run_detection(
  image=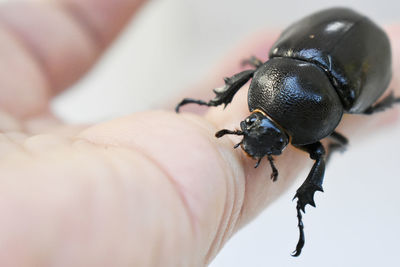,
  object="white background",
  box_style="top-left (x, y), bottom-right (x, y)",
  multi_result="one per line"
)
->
top-left (4, 0), bottom-right (400, 266)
